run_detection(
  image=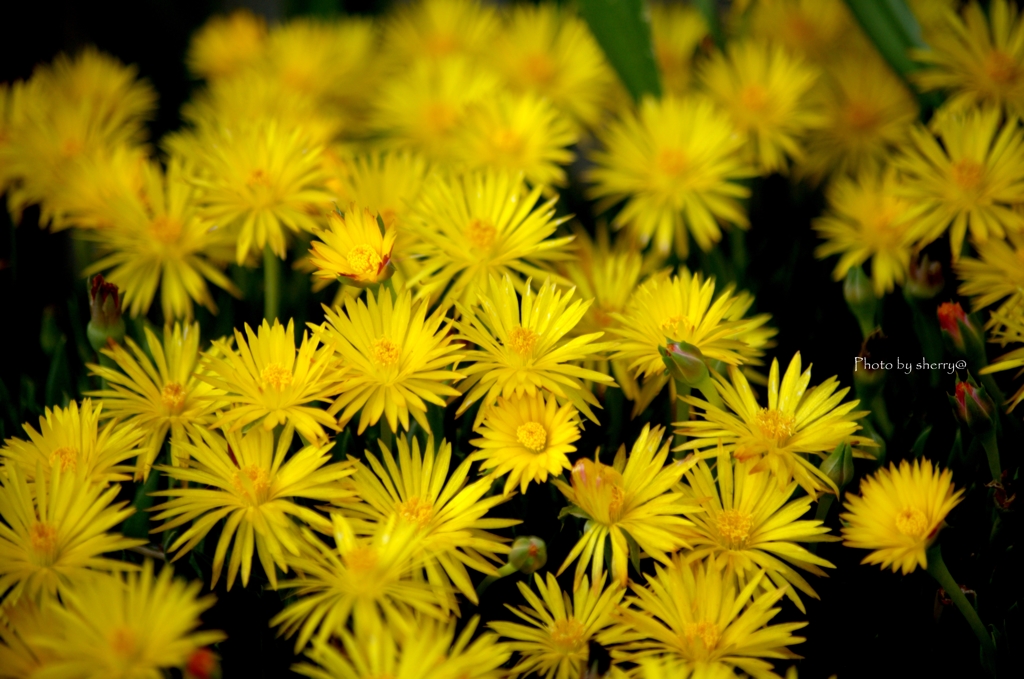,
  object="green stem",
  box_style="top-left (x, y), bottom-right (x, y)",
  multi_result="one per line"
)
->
top-left (380, 421), bottom-right (393, 452)
top-left (673, 381), bottom-right (691, 455)
top-left (263, 245), bottom-right (281, 323)
top-left (980, 432), bottom-right (1002, 484)
top-left (926, 544), bottom-right (997, 675)
top-left (870, 393), bottom-right (894, 439)
top-left (475, 563), bottom-right (518, 599)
